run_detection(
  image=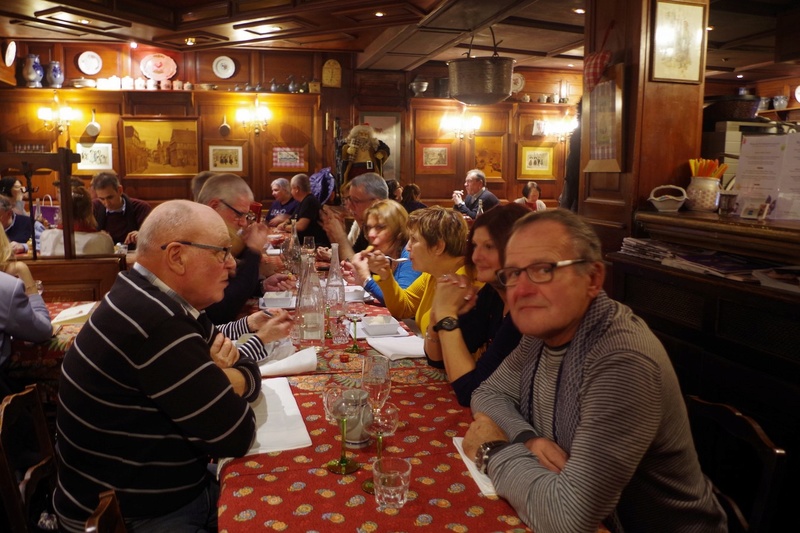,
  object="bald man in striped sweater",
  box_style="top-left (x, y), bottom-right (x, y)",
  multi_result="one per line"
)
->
top-left (463, 209), bottom-right (726, 533)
